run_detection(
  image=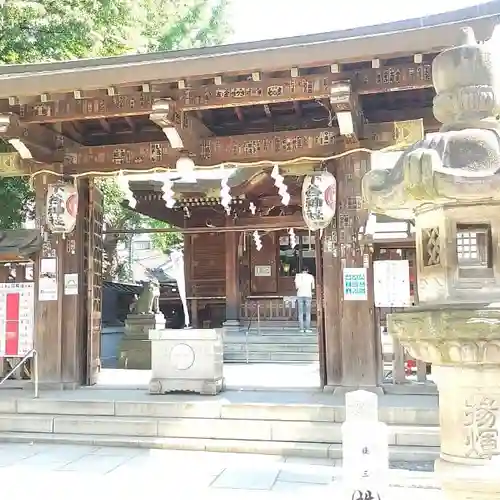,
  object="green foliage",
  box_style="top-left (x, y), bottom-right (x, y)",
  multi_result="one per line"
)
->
top-left (0, 176), bottom-right (34, 229)
top-left (97, 177), bottom-right (142, 233)
top-left (97, 177), bottom-right (183, 280)
top-left (148, 218), bottom-right (183, 255)
top-left (0, 0), bottom-right (231, 244)
top-left (0, 0), bottom-right (232, 62)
